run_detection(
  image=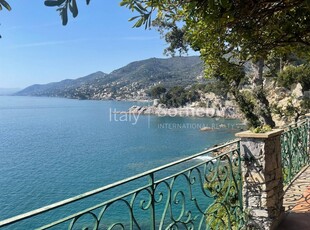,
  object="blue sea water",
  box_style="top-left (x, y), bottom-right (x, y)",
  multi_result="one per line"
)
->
top-left (0, 96), bottom-right (242, 228)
